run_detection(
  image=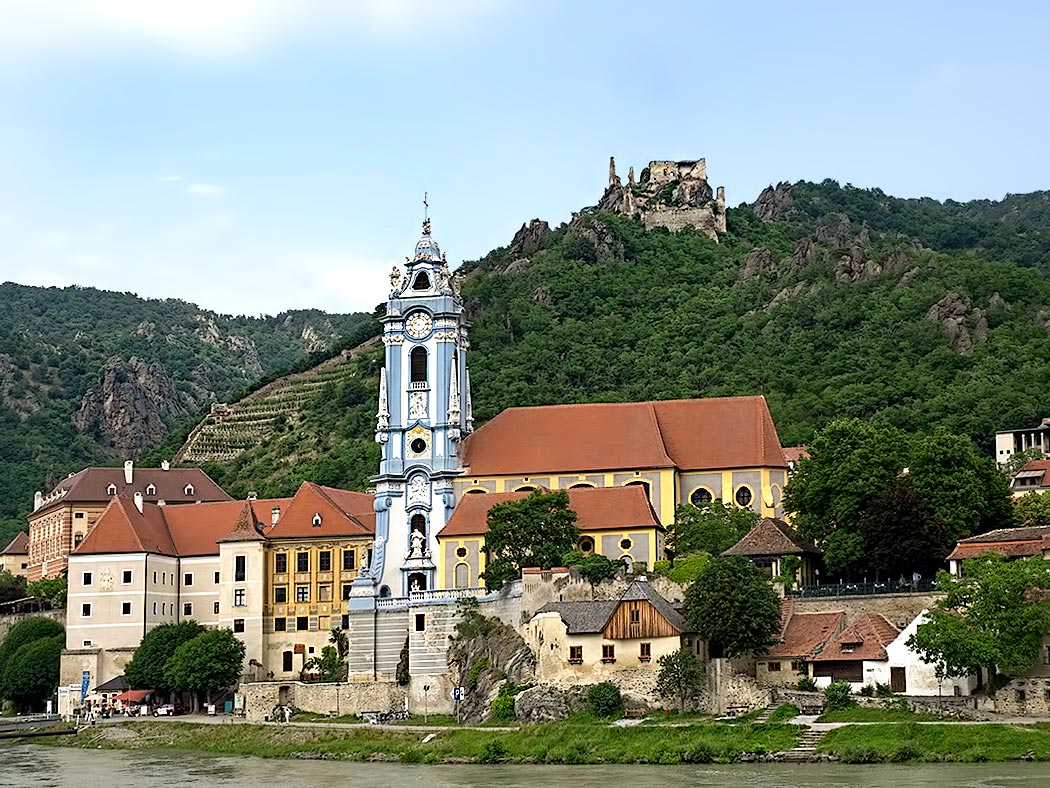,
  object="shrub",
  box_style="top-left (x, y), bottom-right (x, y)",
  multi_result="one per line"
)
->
top-left (477, 739), bottom-right (509, 763)
top-left (489, 682), bottom-right (522, 724)
top-left (823, 680), bottom-right (855, 710)
top-left (796, 676), bottom-right (817, 692)
top-left (874, 681), bottom-right (893, 697)
top-left (858, 684), bottom-right (875, 697)
top-left (586, 681), bottom-right (623, 718)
